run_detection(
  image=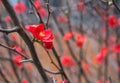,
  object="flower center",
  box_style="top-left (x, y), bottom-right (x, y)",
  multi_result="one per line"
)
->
top-left (40, 32), bottom-right (45, 37)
